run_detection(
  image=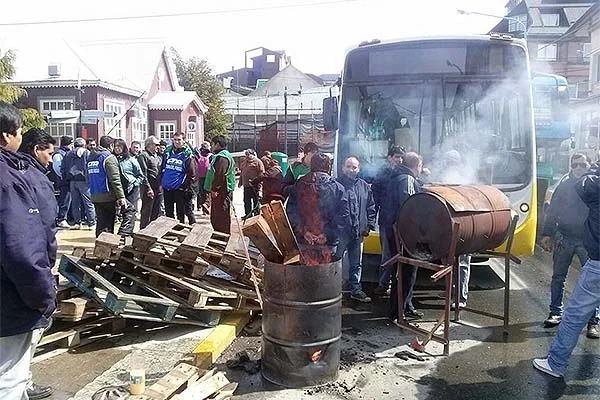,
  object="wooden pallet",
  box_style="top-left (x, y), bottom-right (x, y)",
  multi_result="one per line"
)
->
top-left (37, 316), bottom-right (127, 351)
top-left (59, 255), bottom-right (180, 322)
top-left (121, 246), bottom-right (210, 278)
top-left (116, 257), bottom-right (246, 311)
